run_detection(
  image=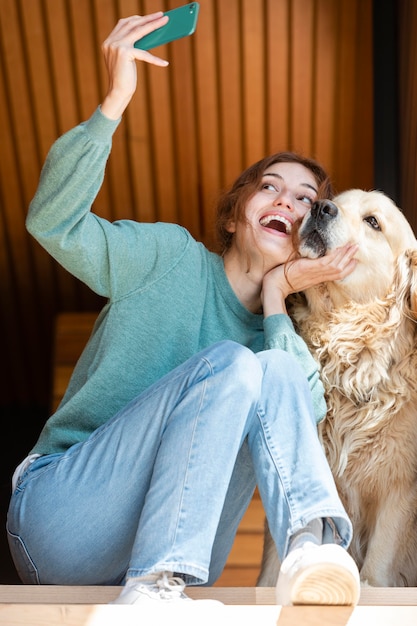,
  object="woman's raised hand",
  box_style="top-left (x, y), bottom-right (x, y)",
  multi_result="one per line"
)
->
top-left (101, 14), bottom-right (169, 120)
